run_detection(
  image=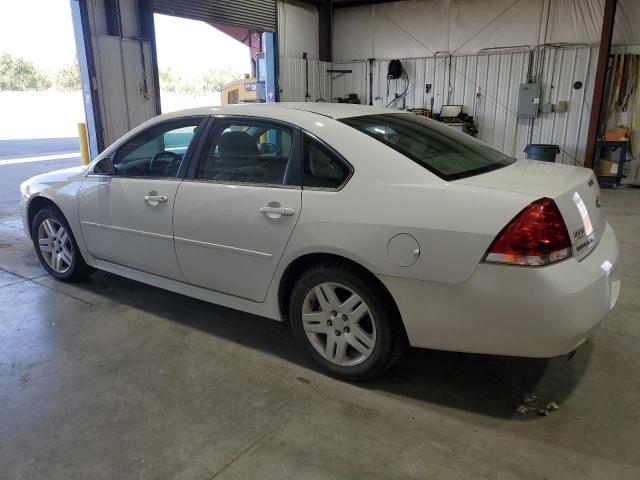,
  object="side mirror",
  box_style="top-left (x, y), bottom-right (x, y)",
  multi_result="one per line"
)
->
top-left (93, 157), bottom-right (115, 175)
